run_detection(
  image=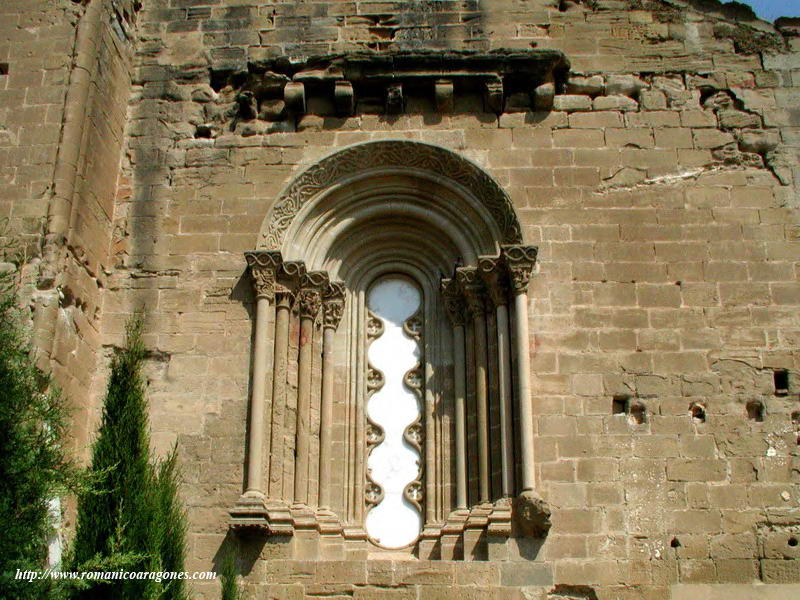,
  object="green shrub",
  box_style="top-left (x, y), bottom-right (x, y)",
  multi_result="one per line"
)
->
top-left (0, 269), bottom-right (80, 599)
